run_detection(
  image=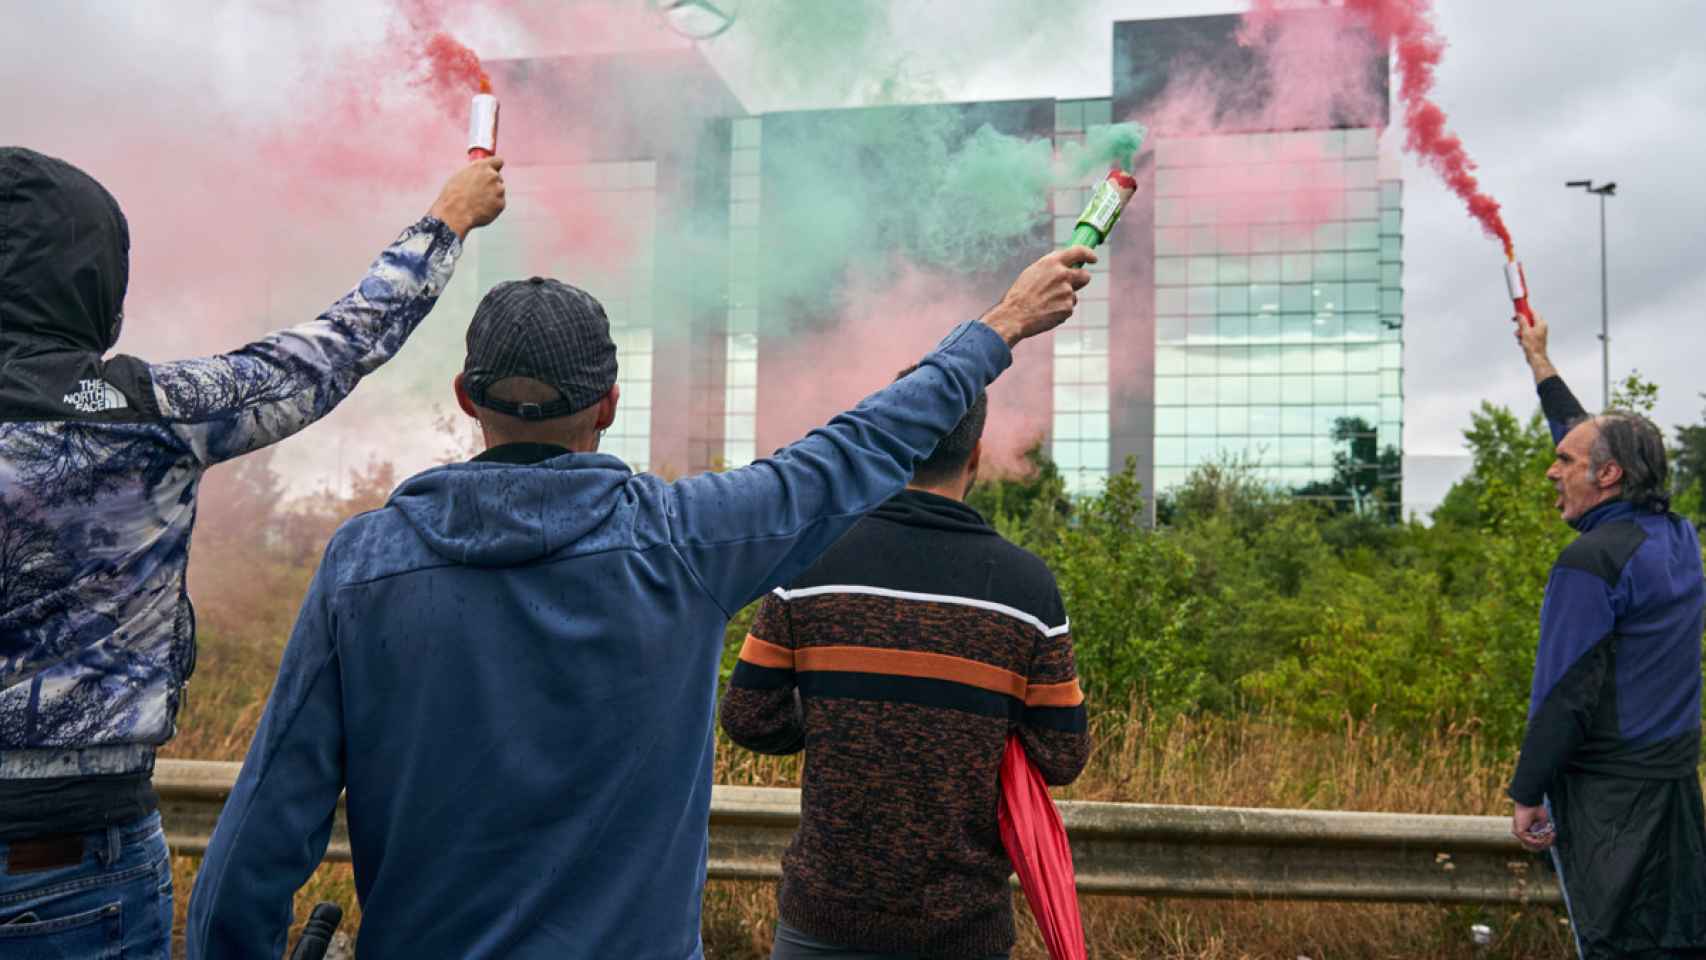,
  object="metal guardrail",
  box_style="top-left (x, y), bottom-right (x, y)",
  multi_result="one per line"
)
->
top-left (156, 759), bottom-right (1560, 906)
